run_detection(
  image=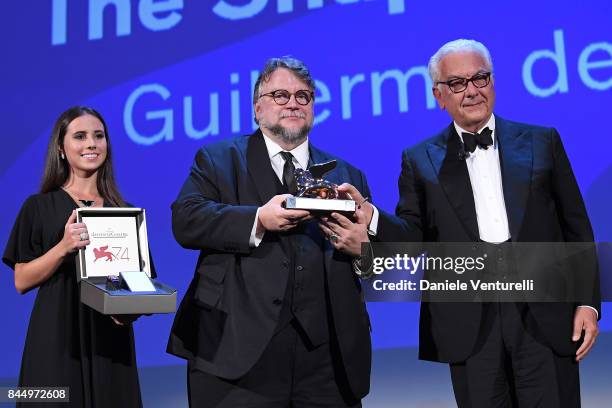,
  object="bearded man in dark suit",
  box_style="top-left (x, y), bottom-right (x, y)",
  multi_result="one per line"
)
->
top-left (341, 39), bottom-right (600, 407)
top-left (167, 56), bottom-right (372, 407)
